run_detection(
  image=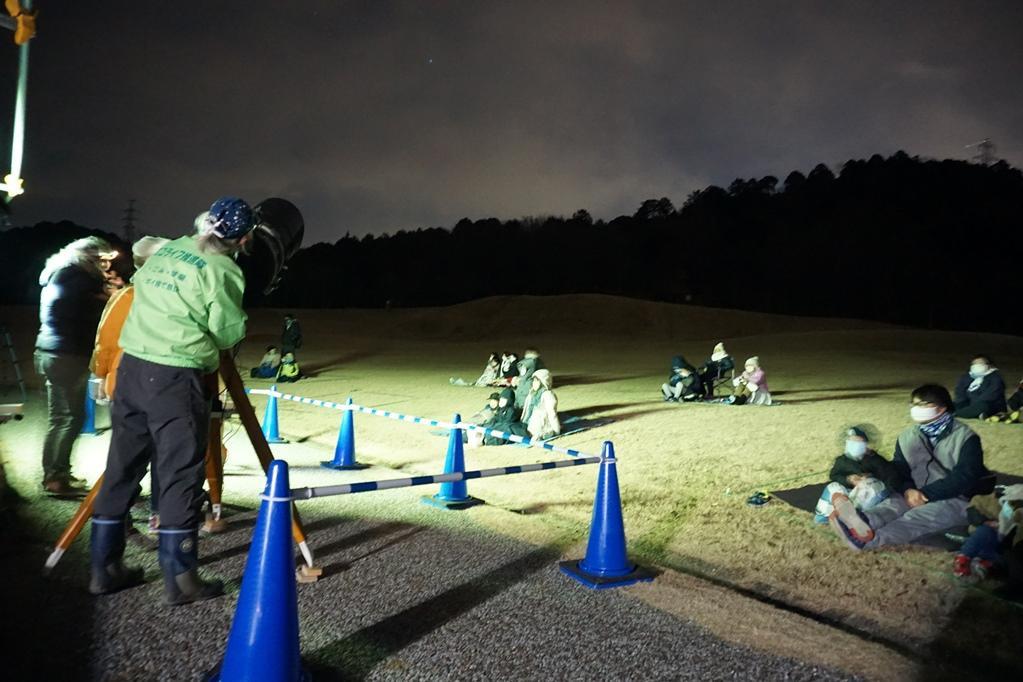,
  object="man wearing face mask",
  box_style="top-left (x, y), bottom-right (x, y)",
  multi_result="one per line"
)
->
top-left (831, 384), bottom-right (992, 550)
top-left (953, 355), bottom-right (1006, 419)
